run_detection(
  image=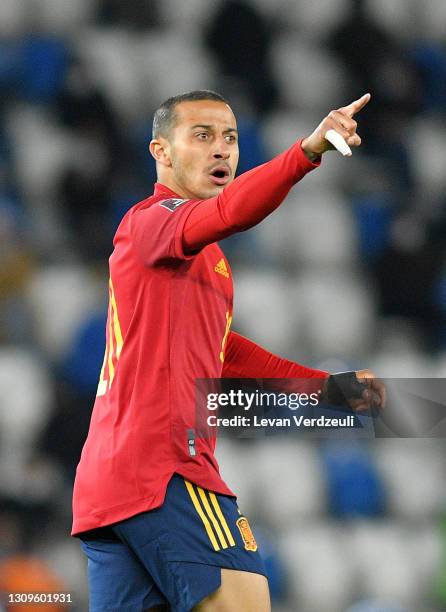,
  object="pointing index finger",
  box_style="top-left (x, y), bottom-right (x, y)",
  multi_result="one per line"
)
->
top-left (340, 92), bottom-right (371, 118)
